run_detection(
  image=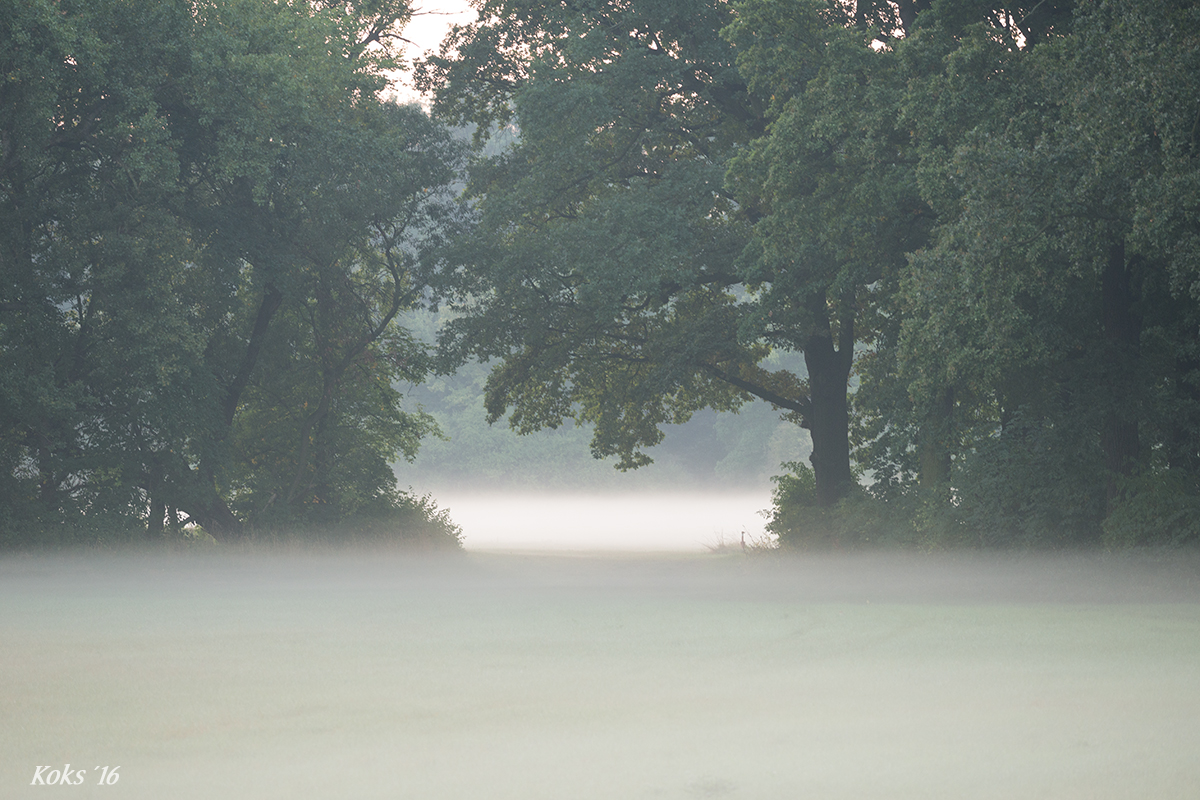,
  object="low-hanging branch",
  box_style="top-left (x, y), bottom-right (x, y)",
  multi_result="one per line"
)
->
top-left (700, 360), bottom-right (812, 419)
